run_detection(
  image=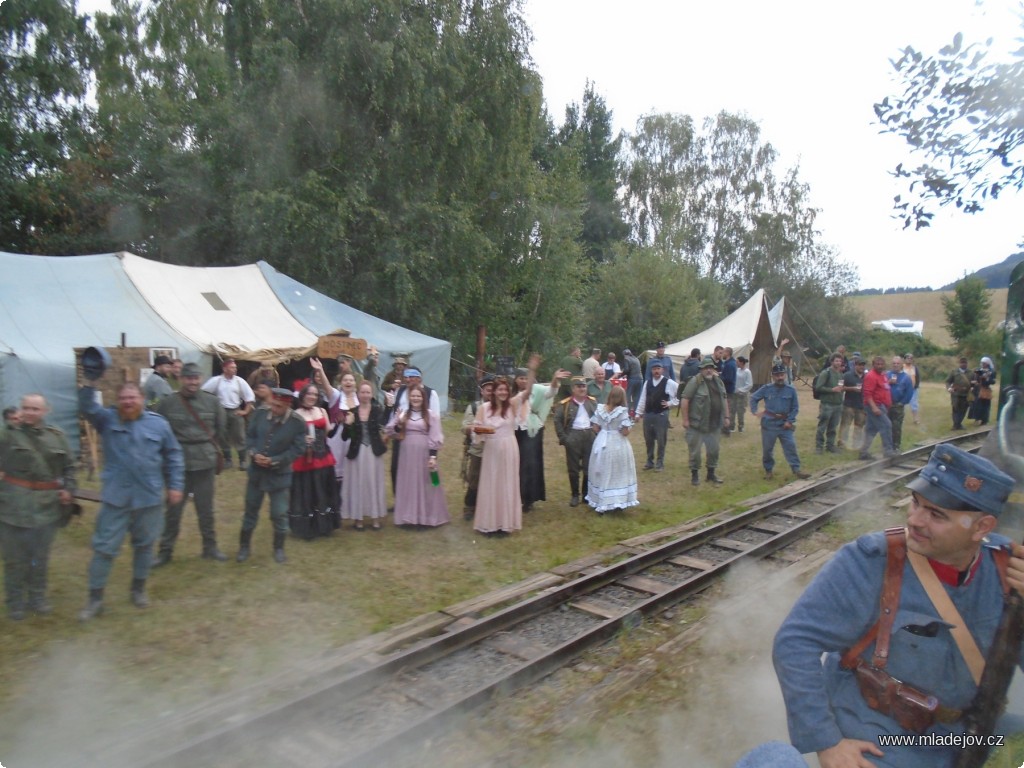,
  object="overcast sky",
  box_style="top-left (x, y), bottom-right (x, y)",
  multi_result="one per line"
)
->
top-left (523, 0), bottom-right (1023, 291)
